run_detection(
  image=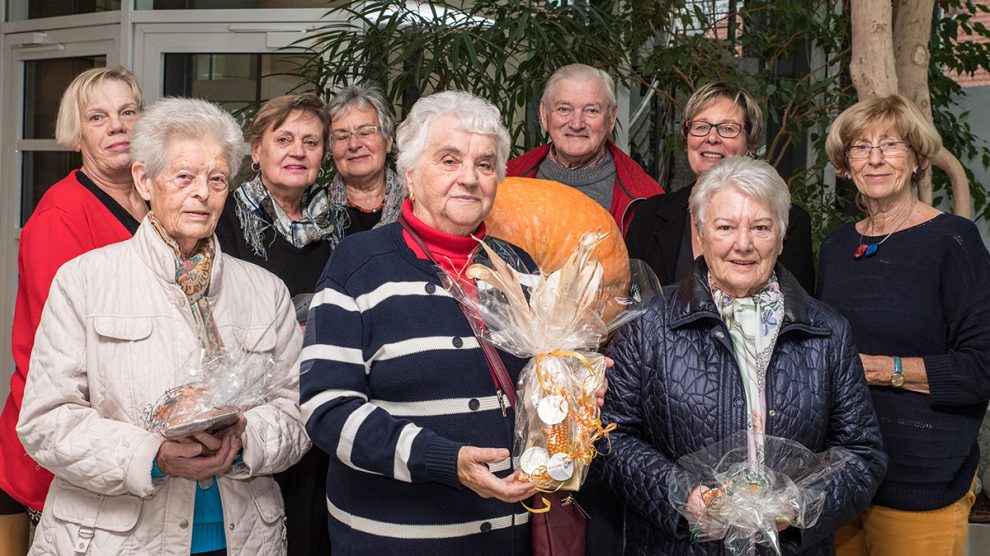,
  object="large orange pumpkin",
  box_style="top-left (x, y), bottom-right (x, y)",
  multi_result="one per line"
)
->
top-left (485, 177), bottom-right (630, 321)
